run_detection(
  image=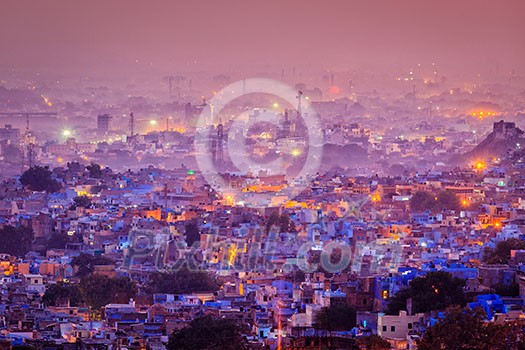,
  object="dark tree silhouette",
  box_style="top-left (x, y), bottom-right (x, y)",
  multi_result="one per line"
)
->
top-left (71, 253), bottom-right (114, 277)
top-left (19, 166), bottom-right (61, 193)
top-left (43, 282), bottom-right (82, 306)
top-left (358, 335), bottom-right (391, 350)
top-left (167, 315), bottom-right (246, 350)
top-left (436, 190), bottom-right (460, 211)
top-left (409, 191), bottom-right (436, 212)
top-left (70, 195), bottom-right (92, 210)
top-left (0, 225), bottom-right (34, 257)
top-left (185, 221), bottom-right (200, 246)
top-left (146, 267), bottom-right (219, 294)
top-left (86, 163), bottom-right (103, 178)
top-left (386, 271), bottom-right (466, 315)
top-left (484, 238), bottom-right (525, 264)
top-left (79, 275), bottom-right (137, 310)
top-left (266, 212), bottom-right (296, 233)
top-left (314, 304), bottom-right (357, 331)
top-left (46, 232), bottom-right (69, 250)
top-left (418, 307), bottom-right (525, 350)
